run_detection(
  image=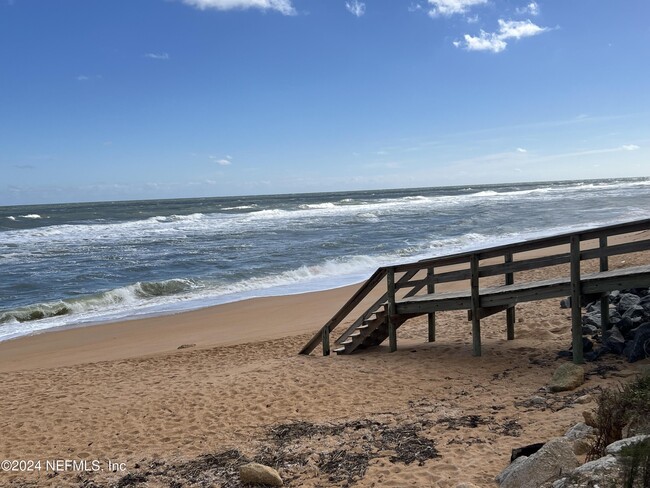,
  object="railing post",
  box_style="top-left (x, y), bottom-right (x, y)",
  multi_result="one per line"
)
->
top-left (599, 236), bottom-right (609, 335)
top-left (505, 252), bottom-right (515, 340)
top-left (387, 267), bottom-right (397, 352)
top-left (570, 235), bottom-right (584, 364)
top-left (470, 254), bottom-right (481, 357)
top-left (427, 267), bottom-right (435, 342)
